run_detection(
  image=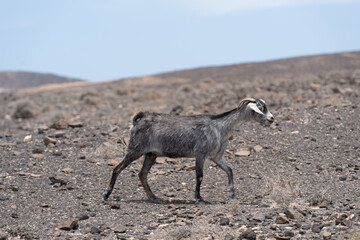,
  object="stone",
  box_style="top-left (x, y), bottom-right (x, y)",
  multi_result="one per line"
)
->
top-left (239, 229), bottom-right (256, 240)
top-left (107, 159), bottom-right (119, 166)
top-left (110, 203), bottom-right (121, 209)
top-left (68, 121), bottom-right (84, 128)
top-left (62, 168), bottom-right (74, 174)
top-left (31, 153), bottom-right (44, 159)
top-left (44, 136), bottom-right (57, 146)
top-left (311, 223), bottom-right (322, 233)
top-left (50, 119), bottom-right (68, 130)
top-left (219, 217), bottom-right (230, 226)
top-left (90, 226), bottom-right (102, 234)
top-left (275, 214), bottom-right (289, 224)
top-left (285, 208), bottom-right (304, 219)
top-left (53, 150), bottom-right (62, 156)
top-left (224, 234), bottom-right (234, 240)
top-left (56, 219), bottom-right (78, 230)
top-left (53, 231), bottom-right (61, 237)
top-left (235, 148), bottom-right (251, 157)
top-left (23, 135), bottom-right (32, 142)
top-left (252, 212), bottom-right (265, 222)
top-left (54, 131), bottom-right (66, 138)
top-left (253, 145), bottom-right (263, 152)
top-left (32, 147), bottom-right (44, 154)
top-left (49, 175), bottom-right (69, 186)
top-left (185, 165), bottom-right (196, 171)
top-left (321, 230), bottom-right (332, 239)
top-left (76, 214), bottom-right (89, 221)
top-left (239, 225), bottom-right (247, 232)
